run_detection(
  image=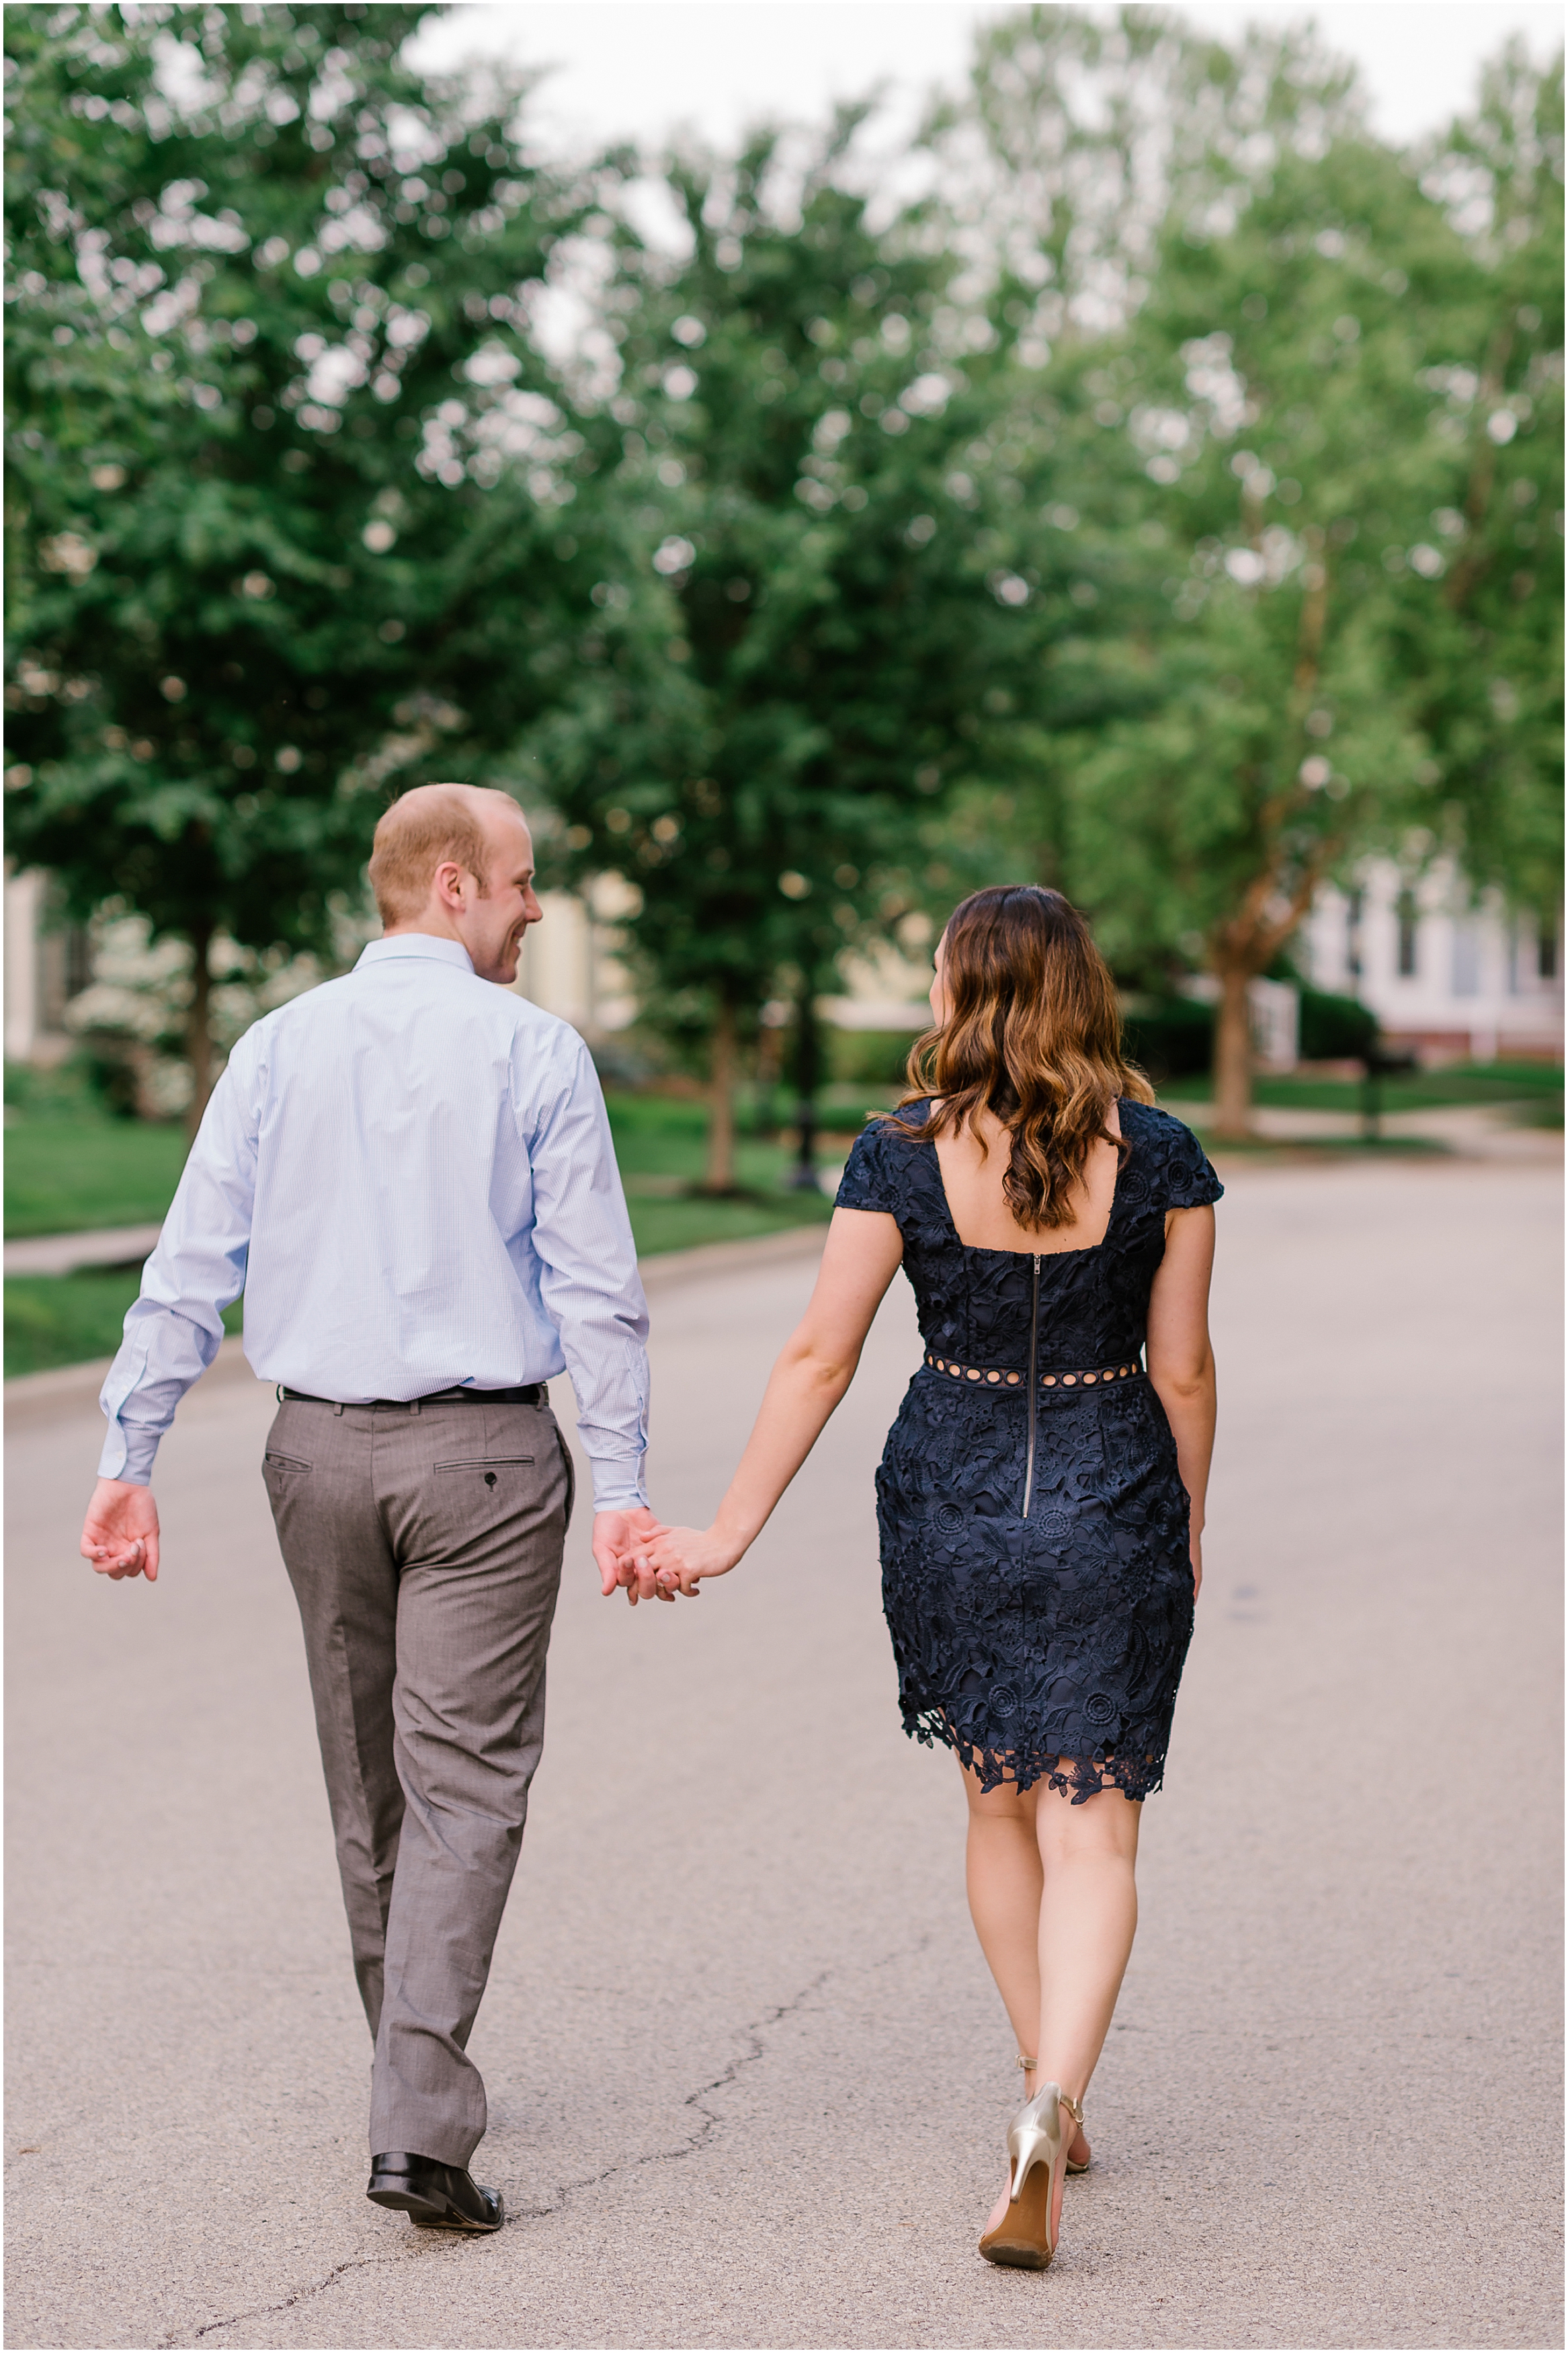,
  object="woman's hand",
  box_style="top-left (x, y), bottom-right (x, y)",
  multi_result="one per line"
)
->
top-left (644, 1523), bottom-right (746, 1598)
top-left (1190, 1525), bottom-right (1203, 1601)
top-left (621, 1207), bottom-right (904, 1606)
